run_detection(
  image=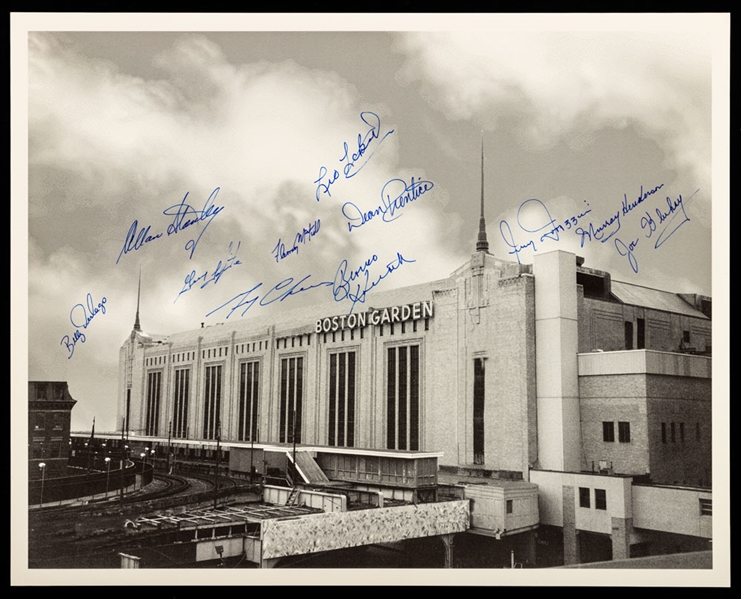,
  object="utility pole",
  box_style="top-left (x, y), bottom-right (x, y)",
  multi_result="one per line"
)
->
top-left (292, 411), bottom-right (297, 488)
top-left (213, 421), bottom-right (221, 511)
top-left (249, 424), bottom-right (256, 485)
top-left (119, 419), bottom-right (125, 502)
top-left (167, 420), bottom-right (172, 474)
